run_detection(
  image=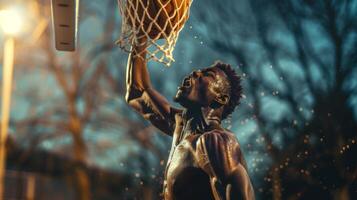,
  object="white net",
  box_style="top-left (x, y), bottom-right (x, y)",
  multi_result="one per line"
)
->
top-left (117, 0), bottom-right (192, 66)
